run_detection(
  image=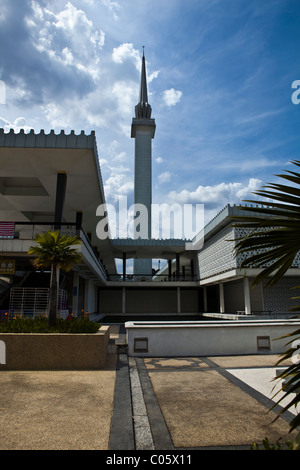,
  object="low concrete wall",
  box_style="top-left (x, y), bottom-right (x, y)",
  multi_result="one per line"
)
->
top-left (0, 325), bottom-right (110, 370)
top-left (126, 320), bottom-right (300, 357)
